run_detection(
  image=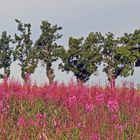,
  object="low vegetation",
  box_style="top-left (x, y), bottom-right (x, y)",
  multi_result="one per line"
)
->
top-left (0, 80), bottom-right (140, 139)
